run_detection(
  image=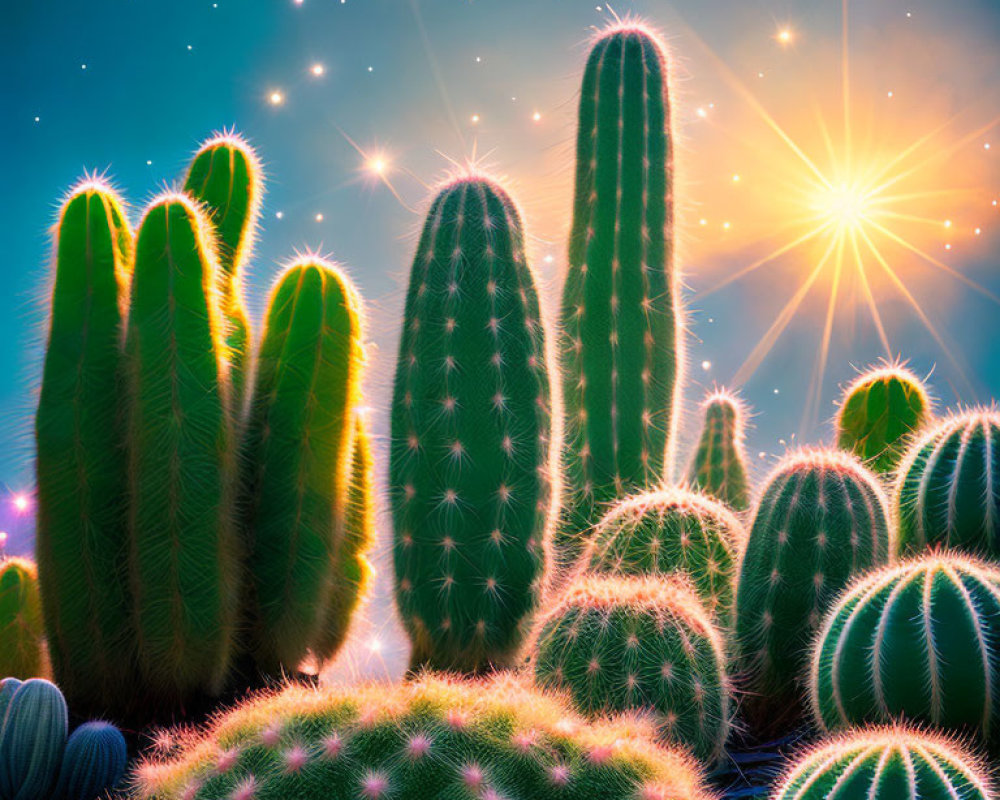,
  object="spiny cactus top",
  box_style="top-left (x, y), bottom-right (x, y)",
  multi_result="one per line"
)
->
top-left (686, 389), bottom-right (751, 510)
top-left (559, 22), bottom-right (681, 557)
top-left (391, 174), bottom-right (552, 674)
top-left (895, 408), bottom-right (1000, 559)
top-left (773, 727), bottom-right (993, 800)
top-left (810, 552), bottom-right (1000, 750)
top-left (0, 557), bottom-right (44, 680)
top-left (132, 672), bottom-right (710, 800)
